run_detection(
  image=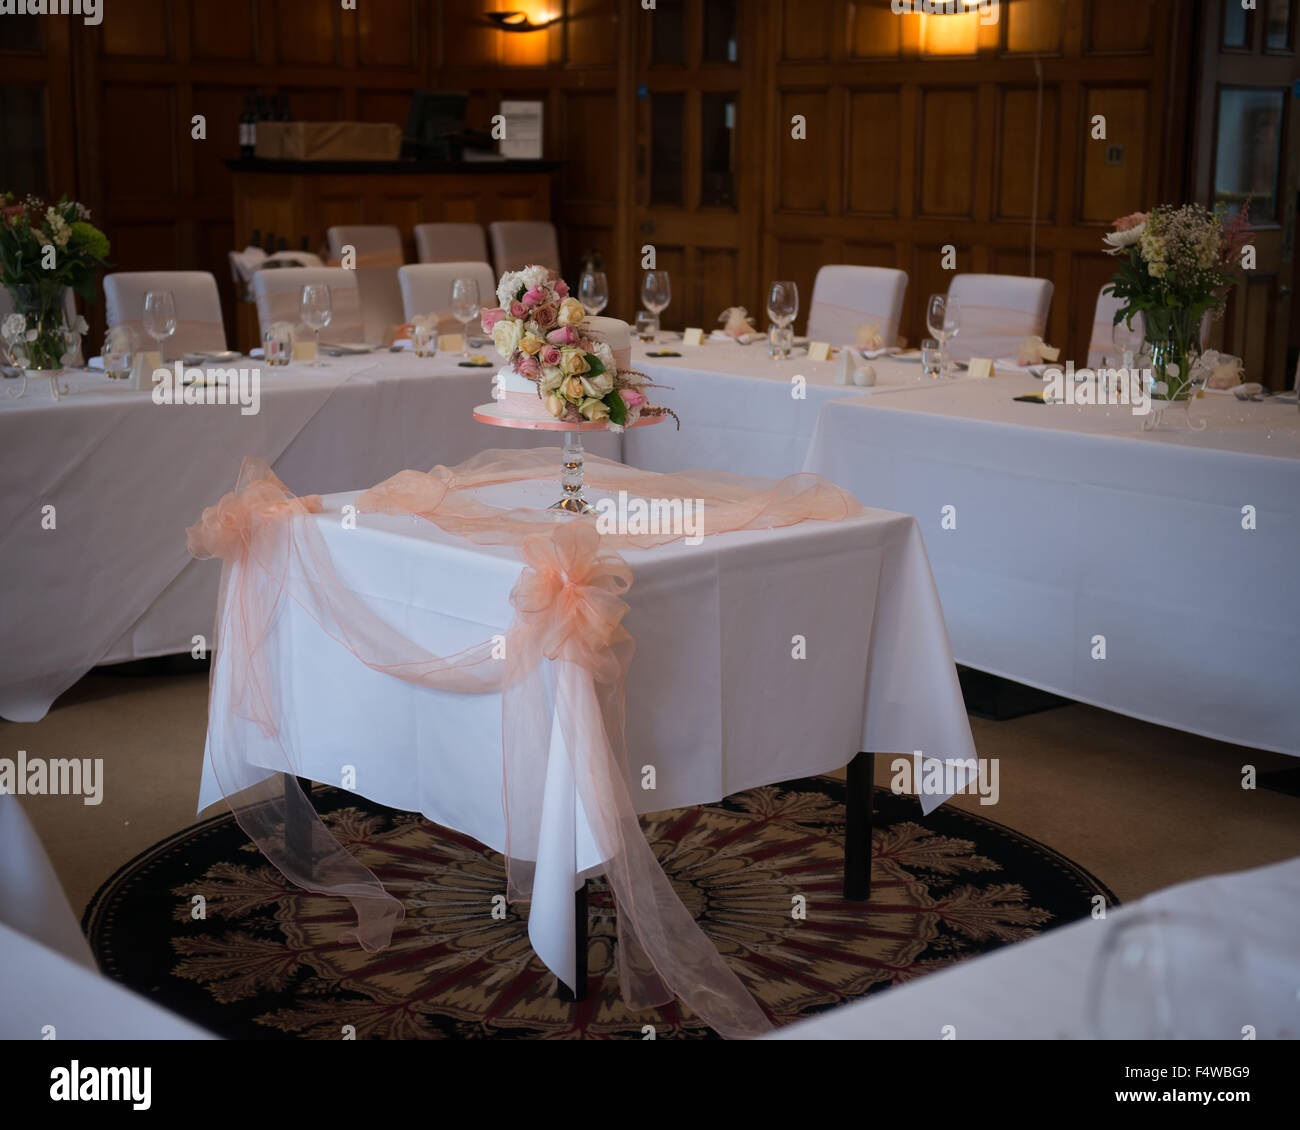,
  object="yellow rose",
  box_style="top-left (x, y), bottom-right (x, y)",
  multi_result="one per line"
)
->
top-left (560, 349), bottom-right (590, 376)
top-left (546, 393), bottom-right (567, 418)
top-left (558, 298), bottom-right (586, 327)
top-left (519, 333), bottom-right (545, 356)
top-left (491, 319), bottom-right (522, 359)
top-left (563, 376), bottom-right (586, 400)
top-left (578, 396), bottom-right (610, 422)
top-left (582, 370), bottom-right (614, 396)
top-left (539, 367), bottom-right (564, 394)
